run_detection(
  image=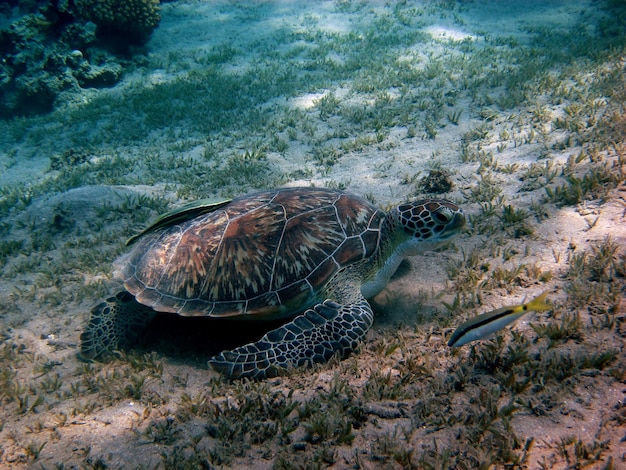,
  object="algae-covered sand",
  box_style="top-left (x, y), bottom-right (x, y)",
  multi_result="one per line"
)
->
top-left (0, 0), bottom-right (625, 468)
